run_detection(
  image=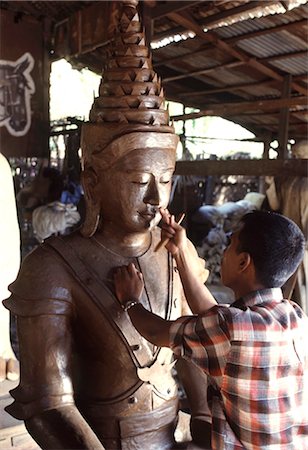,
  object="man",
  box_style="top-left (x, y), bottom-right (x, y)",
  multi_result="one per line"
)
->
top-left (3, 2), bottom-right (210, 449)
top-left (115, 208), bottom-right (308, 450)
